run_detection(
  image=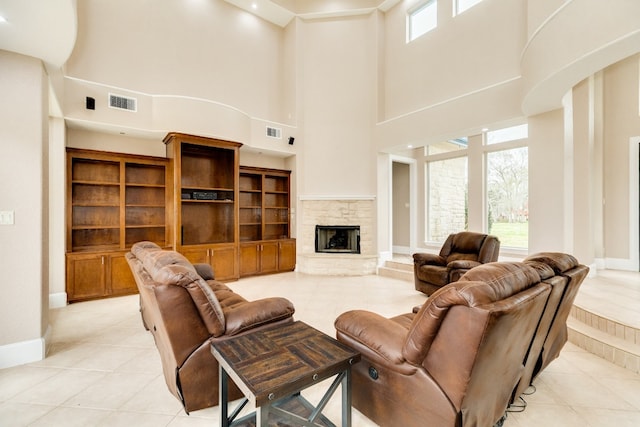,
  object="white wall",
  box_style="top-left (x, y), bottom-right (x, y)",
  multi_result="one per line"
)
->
top-left (0, 51), bottom-right (48, 367)
top-left (298, 14), bottom-right (378, 196)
